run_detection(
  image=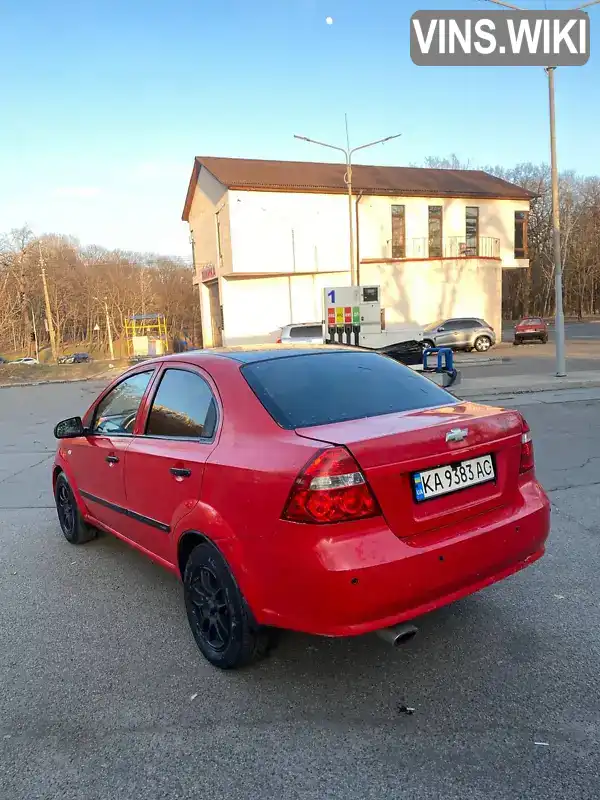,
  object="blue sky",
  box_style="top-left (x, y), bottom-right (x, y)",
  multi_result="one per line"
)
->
top-left (1, 0), bottom-right (598, 257)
